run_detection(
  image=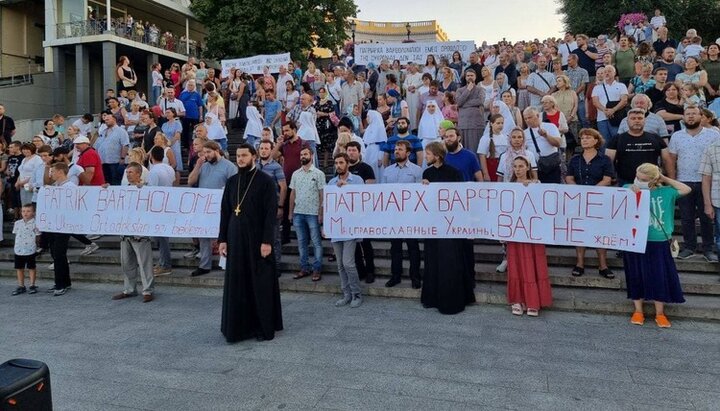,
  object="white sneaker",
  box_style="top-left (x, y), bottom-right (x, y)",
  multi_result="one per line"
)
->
top-left (183, 249), bottom-right (199, 259)
top-left (48, 263), bottom-right (55, 270)
top-left (496, 259), bottom-right (508, 273)
top-left (87, 235), bottom-right (101, 241)
top-left (80, 243), bottom-right (99, 256)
